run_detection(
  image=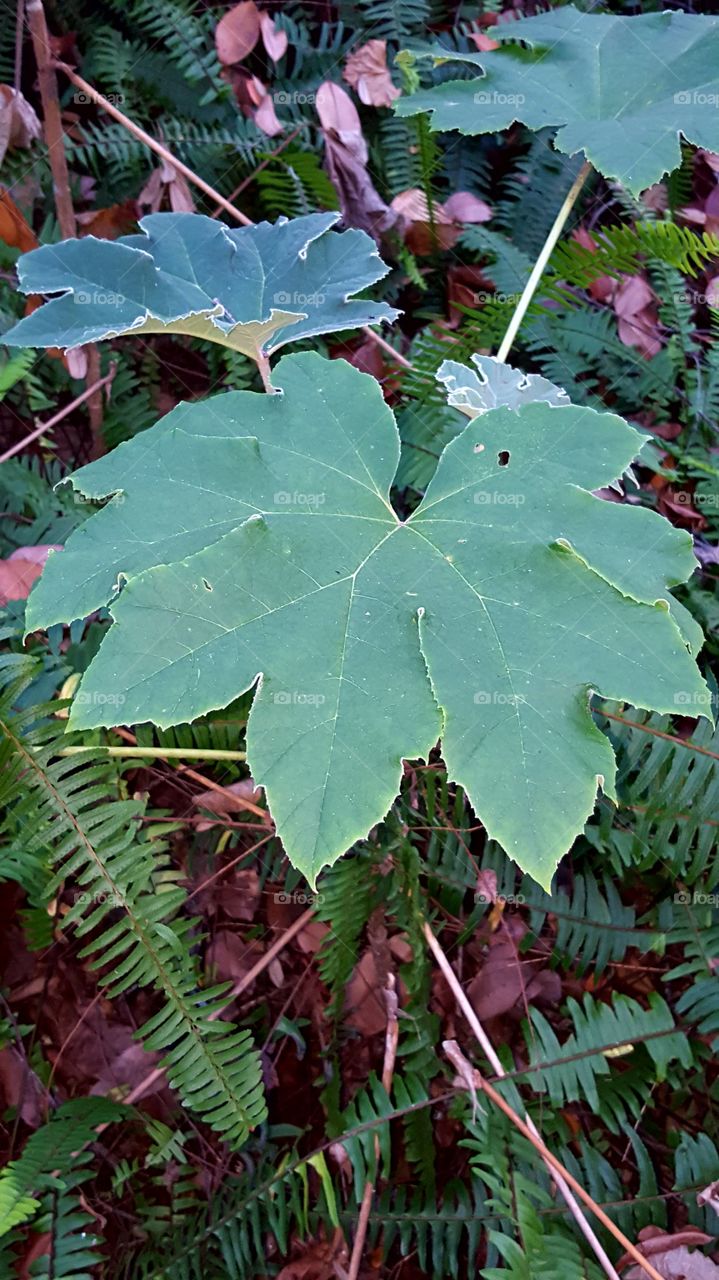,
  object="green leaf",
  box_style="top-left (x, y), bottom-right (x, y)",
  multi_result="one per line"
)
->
top-left (3, 212), bottom-right (398, 365)
top-left (27, 353), bottom-right (708, 888)
top-left (396, 7), bottom-right (719, 195)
